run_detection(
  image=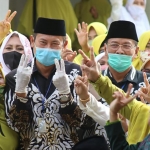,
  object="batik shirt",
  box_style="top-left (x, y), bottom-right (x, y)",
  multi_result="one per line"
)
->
top-left (4, 61), bottom-right (109, 150)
